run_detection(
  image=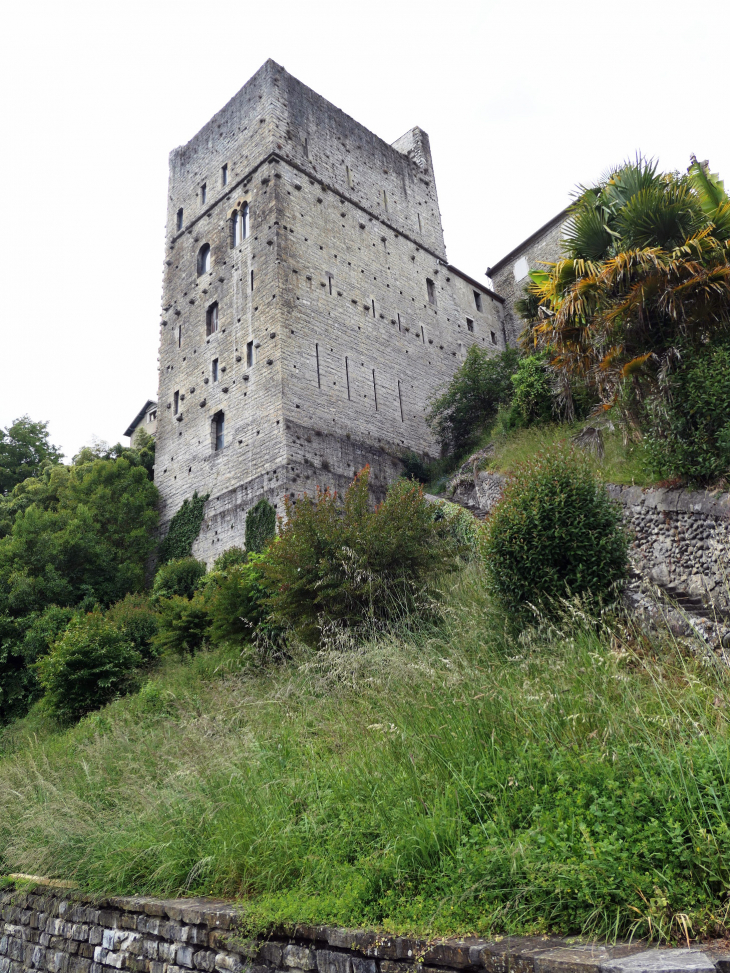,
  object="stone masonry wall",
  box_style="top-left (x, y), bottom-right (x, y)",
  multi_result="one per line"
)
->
top-left (489, 214), bottom-right (566, 346)
top-left (606, 484), bottom-right (730, 614)
top-left (4, 886), bottom-right (729, 973)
